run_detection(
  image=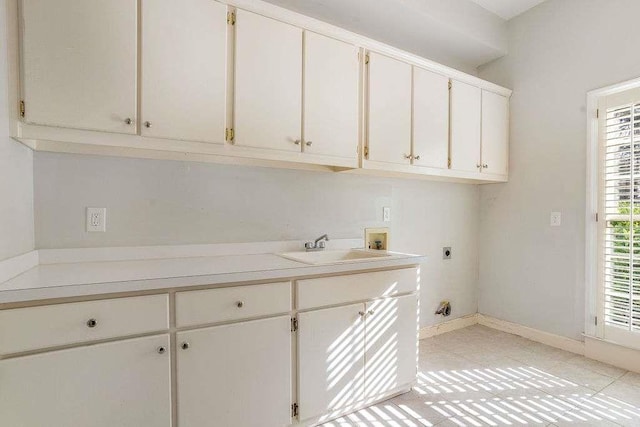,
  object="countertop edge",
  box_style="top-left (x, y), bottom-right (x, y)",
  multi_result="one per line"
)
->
top-left (0, 255), bottom-right (426, 305)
